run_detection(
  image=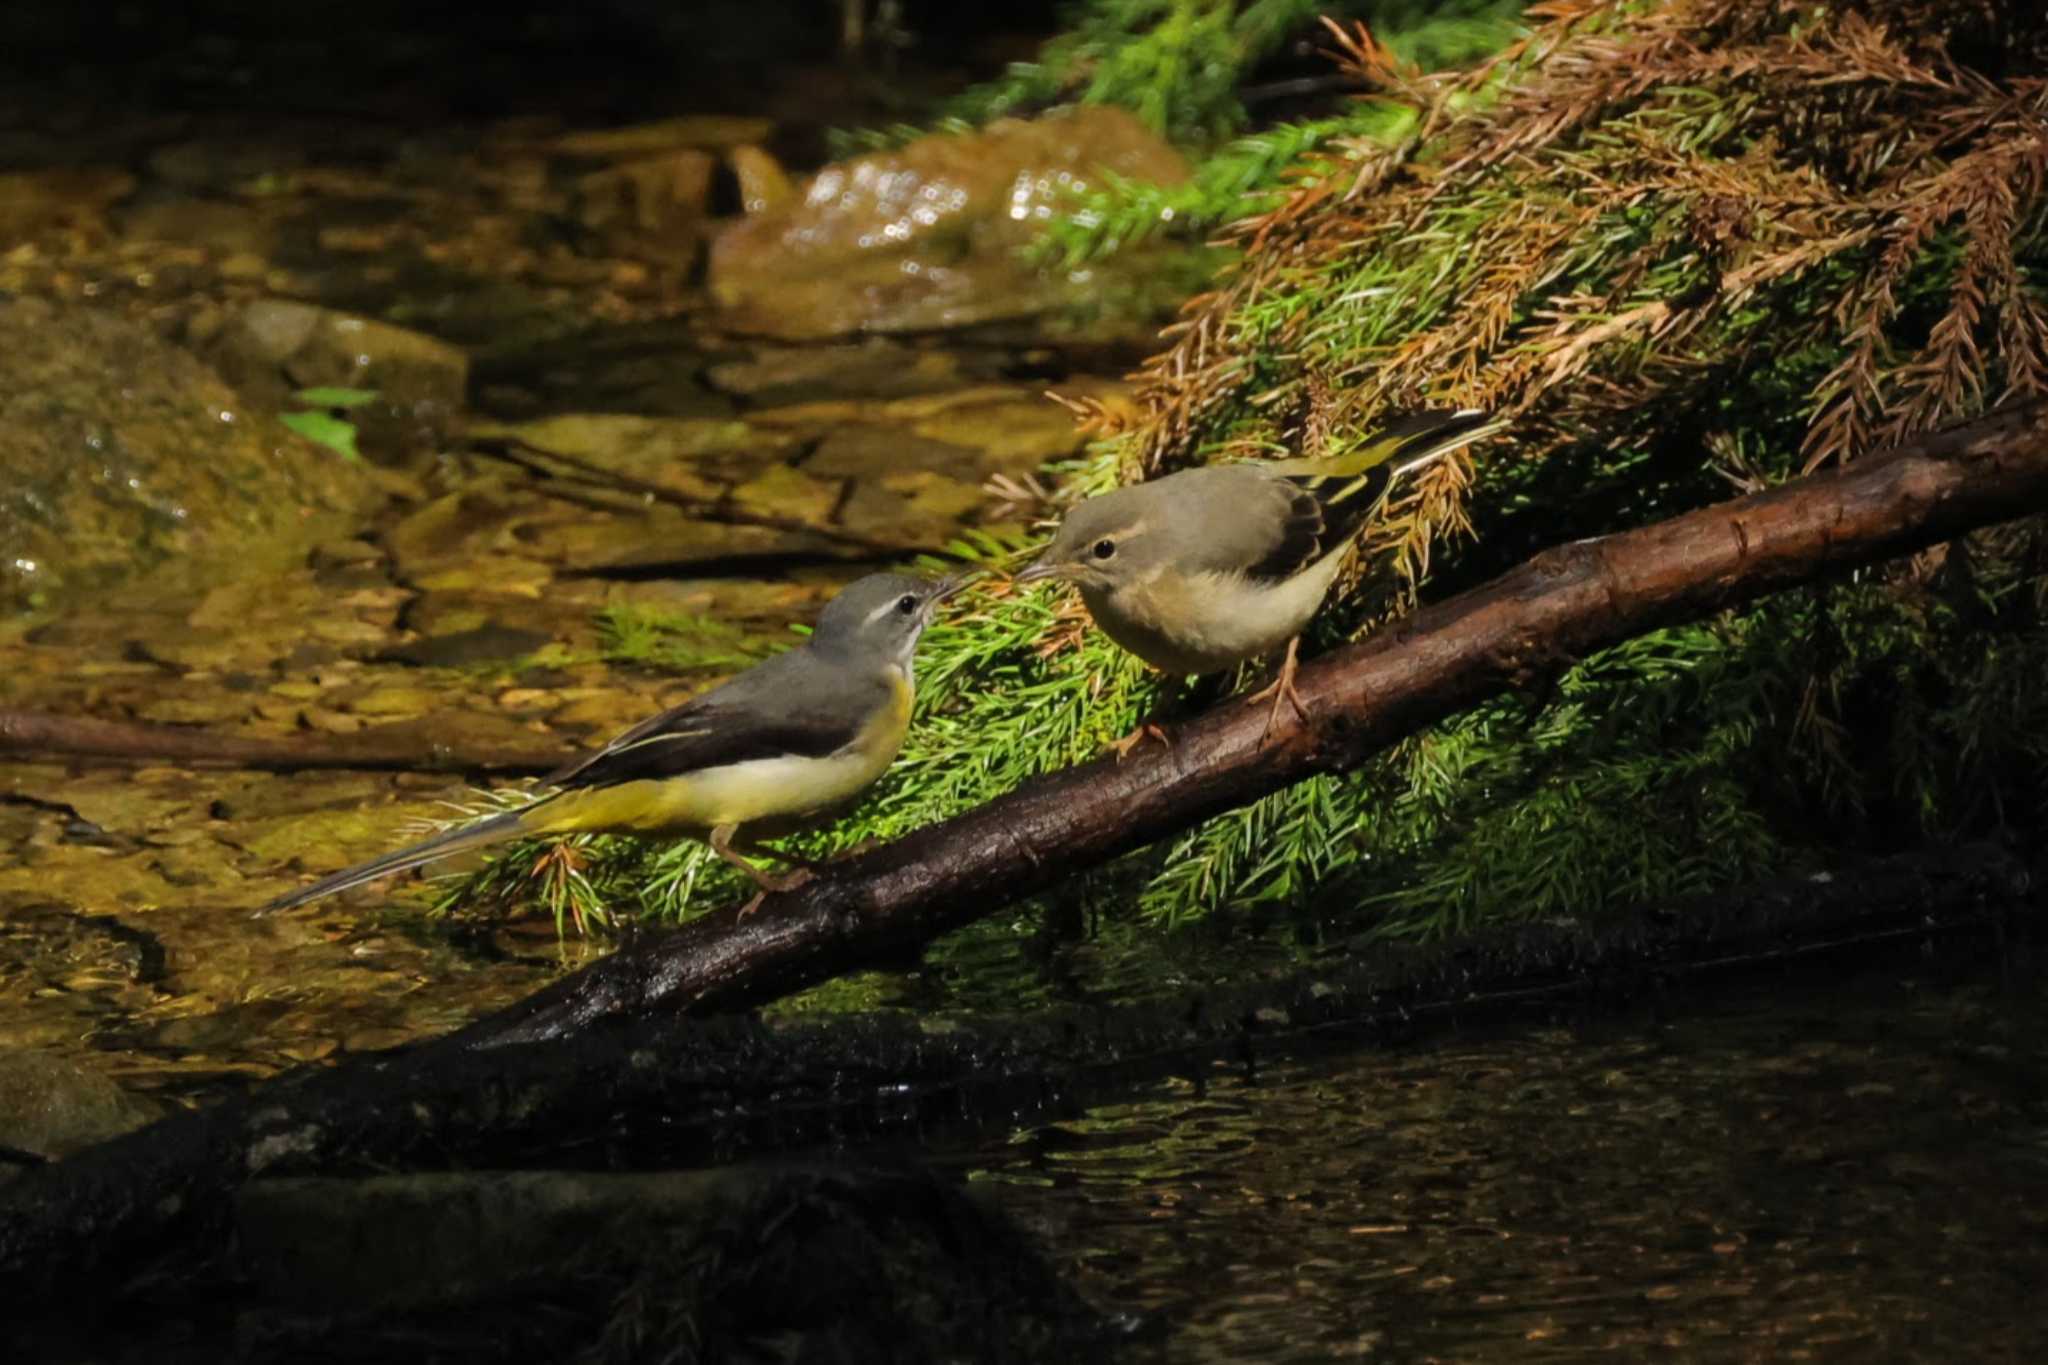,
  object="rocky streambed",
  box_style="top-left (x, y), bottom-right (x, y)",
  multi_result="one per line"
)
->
top-left (0, 90), bottom-right (1177, 1123)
